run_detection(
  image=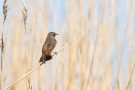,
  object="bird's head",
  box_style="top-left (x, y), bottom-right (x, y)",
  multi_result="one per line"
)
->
top-left (48, 32), bottom-right (58, 38)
